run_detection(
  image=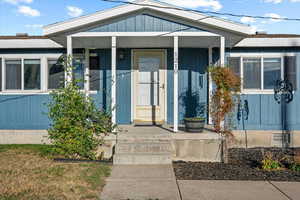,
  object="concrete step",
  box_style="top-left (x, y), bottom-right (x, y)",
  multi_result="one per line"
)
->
top-left (115, 142), bottom-right (173, 154)
top-left (113, 153), bottom-right (172, 165)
